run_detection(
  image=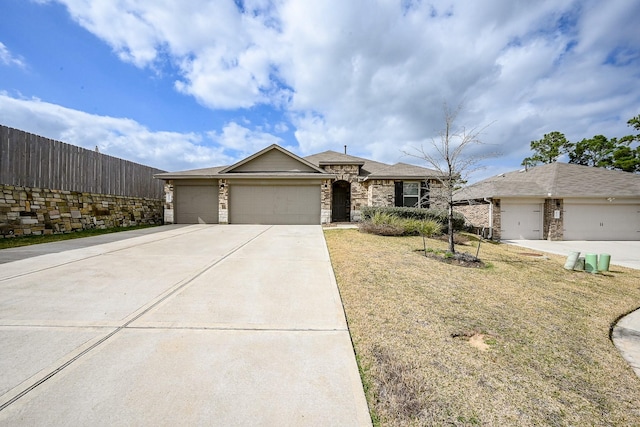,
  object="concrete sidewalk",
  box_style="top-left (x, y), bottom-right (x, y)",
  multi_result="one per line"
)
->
top-left (612, 309), bottom-right (640, 379)
top-left (502, 239), bottom-right (640, 270)
top-left (0, 225), bottom-right (371, 426)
